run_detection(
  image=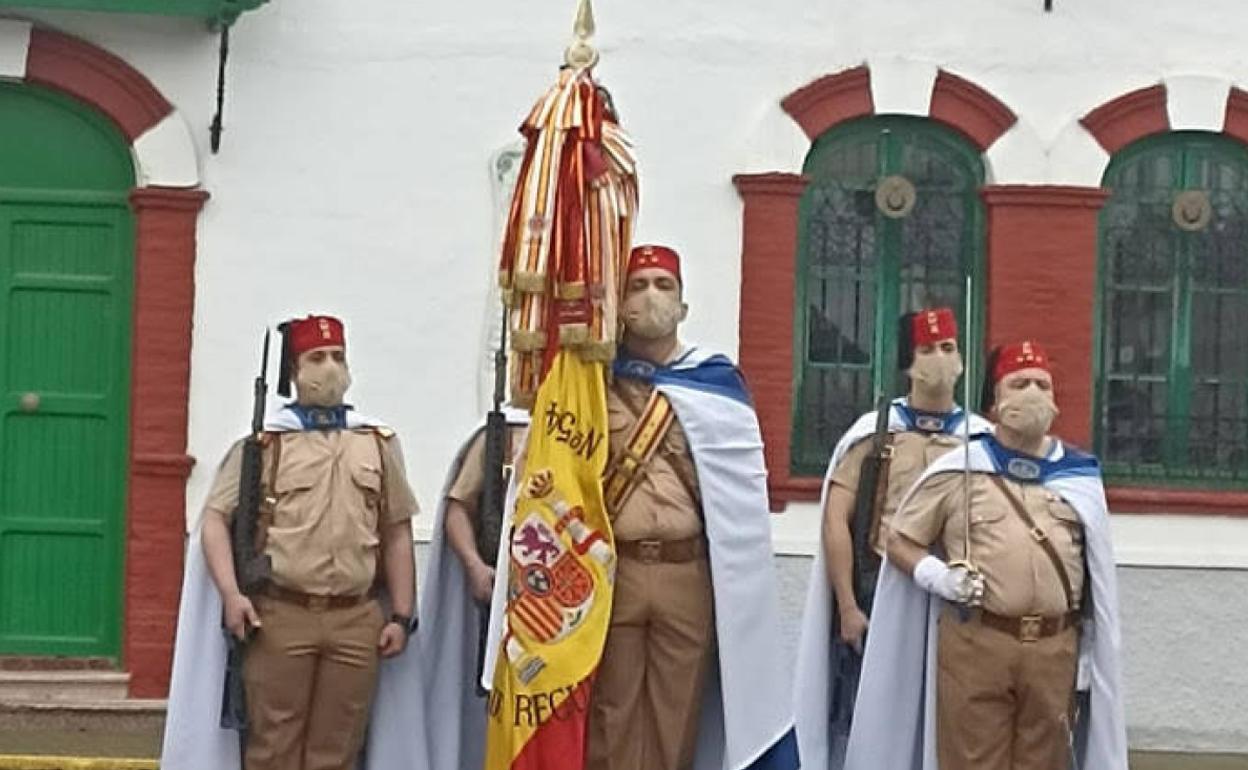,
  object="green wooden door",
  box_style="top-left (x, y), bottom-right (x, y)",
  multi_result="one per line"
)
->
top-left (790, 116), bottom-right (986, 475)
top-left (0, 83), bottom-right (134, 657)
